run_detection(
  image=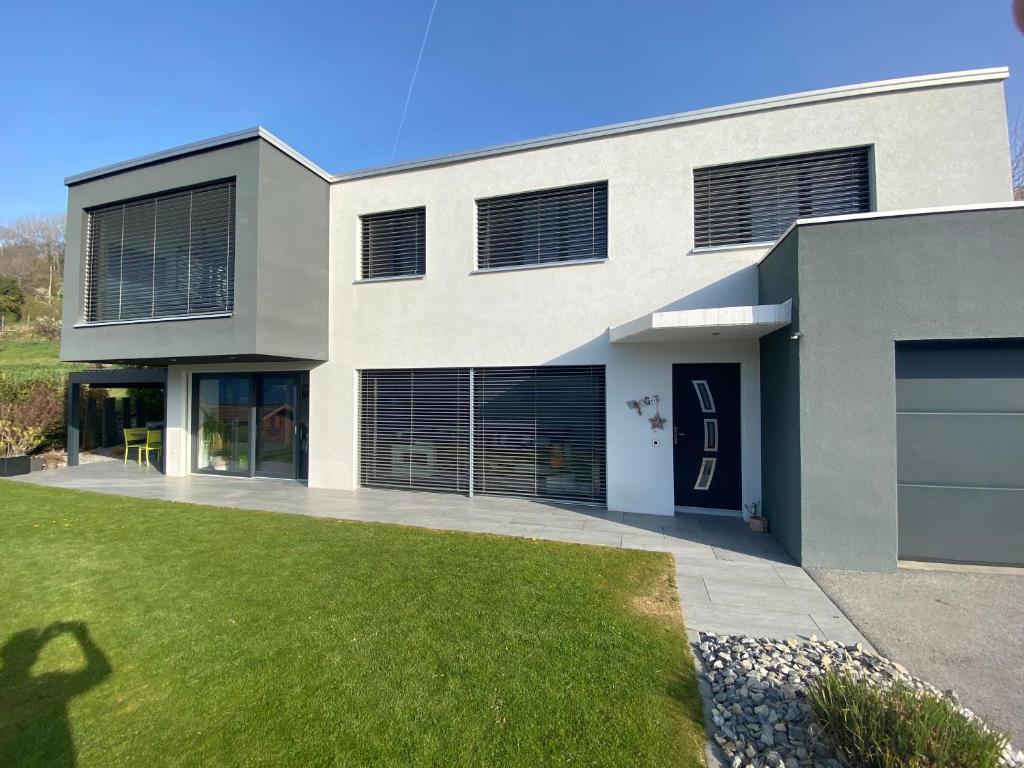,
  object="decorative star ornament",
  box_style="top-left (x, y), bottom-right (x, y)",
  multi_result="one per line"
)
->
top-left (648, 412), bottom-right (667, 430)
